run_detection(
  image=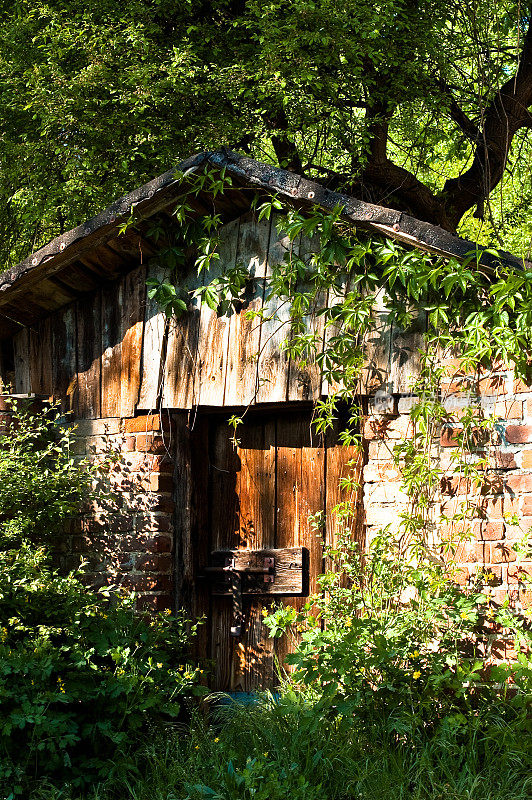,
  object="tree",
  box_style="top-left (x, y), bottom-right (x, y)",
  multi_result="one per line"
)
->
top-left (0, 0), bottom-right (531, 268)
